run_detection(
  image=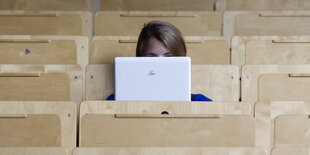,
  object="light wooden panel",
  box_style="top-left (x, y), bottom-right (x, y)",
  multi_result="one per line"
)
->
top-left (0, 35), bottom-right (88, 66)
top-left (74, 147), bottom-right (268, 155)
top-left (0, 40), bottom-right (77, 64)
top-left (258, 74), bottom-right (310, 101)
top-left (224, 11), bottom-right (310, 38)
top-left (91, 36), bottom-right (230, 64)
top-left (242, 65), bottom-right (310, 113)
top-left (100, 0), bottom-right (214, 11)
top-left (0, 65), bottom-right (82, 104)
top-left (272, 148), bottom-right (310, 155)
top-left (0, 114), bottom-right (60, 146)
top-left (0, 101), bottom-right (76, 153)
top-left (95, 11), bottom-right (221, 36)
top-left (232, 36), bottom-right (310, 66)
top-left (85, 65), bottom-right (114, 100)
top-left (0, 0), bottom-right (93, 11)
top-left (85, 64), bottom-right (240, 101)
top-left (0, 11), bottom-right (92, 38)
top-left (255, 101), bottom-right (310, 149)
top-left (274, 115), bottom-right (310, 147)
top-left (80, 101), bottom-right (251, 117)
top-left (0, 35), bottom-right (89, 99)
top-left (81, 114), bottom-right (254, 147)
top-left (79, 101), bottom-right (253, 147)
top-left (216, 0), bottom-right (310, 11)
top-left (0, 147), bottom-right (67, 155)
top-left (0, 73), bottom-right (70, 101)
